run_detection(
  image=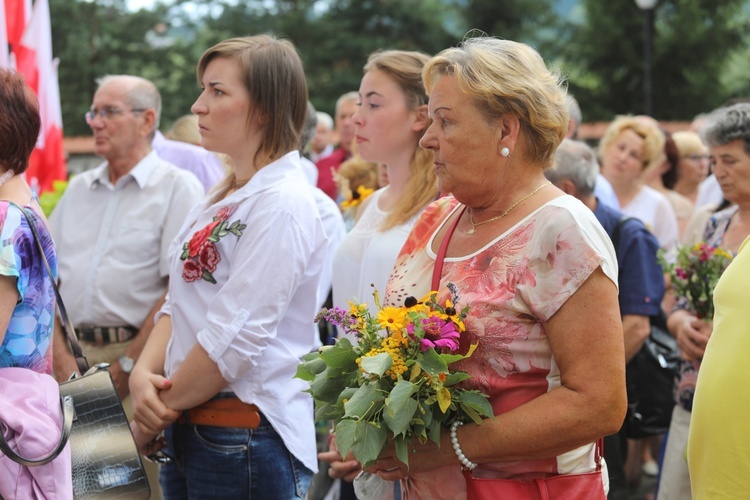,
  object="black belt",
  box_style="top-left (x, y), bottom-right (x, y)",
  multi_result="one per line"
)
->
top-left (75, 326), bottom-right (138, 345)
